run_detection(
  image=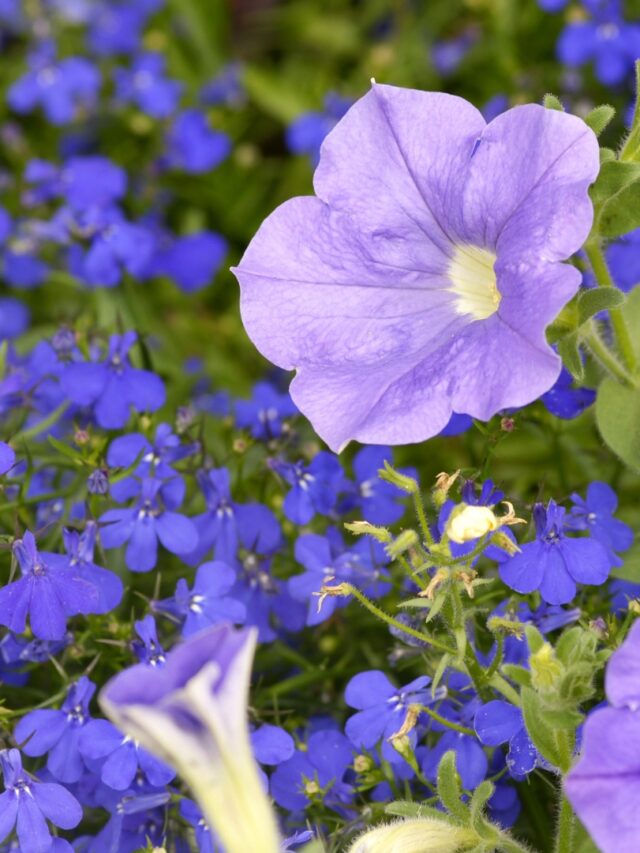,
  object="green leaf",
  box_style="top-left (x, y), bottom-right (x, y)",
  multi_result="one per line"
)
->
top-left (521, 688), bottom-right (563, 768)
top-left (431, 653), bottom-right (452, 695)
top-left (620, 60), bottom-right (640, 163)
top-left (501, 664), bottom-right (532, 688)
top-left (624, 286), bottom-right (640, 359)
top-left (584, 104), bottom-right (615, 136)
top-left (595, 377), bottom-right (640, 471)
top-left (436, 751), bottom-right (467, 820)
top-left (557, 332), bottom-right (584, 381)
top-left (590, 160), bottom-right (640, 207)
top-left (385, 801), bottom-right (458, 824)
top-left (612, 540), bottom-right (640, 582)
top-left (543, 93), bottom-right (564, 111)
top-left (599, 178), bottom-right (640, 238)
top-left (599, 147), bottom-right (616, 163)
top-left (577, 287), bottom-right (625, 325)
top-left (524, 624), bottom-right (545, 655)
top-left (469, 780), bottom-right (494, 832)
top-left (47, 435), bottom-right (85, 465)
top-left (536, 706), bottom-right (584, 730)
